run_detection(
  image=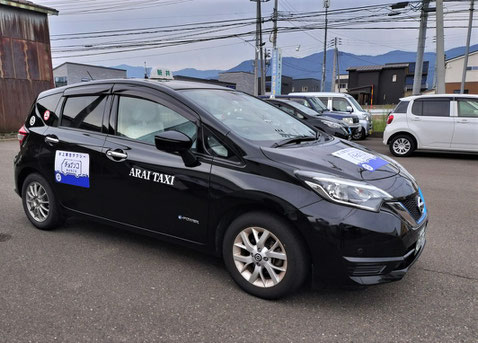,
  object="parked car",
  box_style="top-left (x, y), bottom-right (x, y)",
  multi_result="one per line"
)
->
top-left (291, 92), bottom-right (373, 140)
top-left (15, 79), bottom-right (427, 299)
top-left (384, 94), bottom-right (478, 156)
top-left (265, 95), bottom-right (362, 137)
top-left (264, 98), bottom-right (352, 140)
